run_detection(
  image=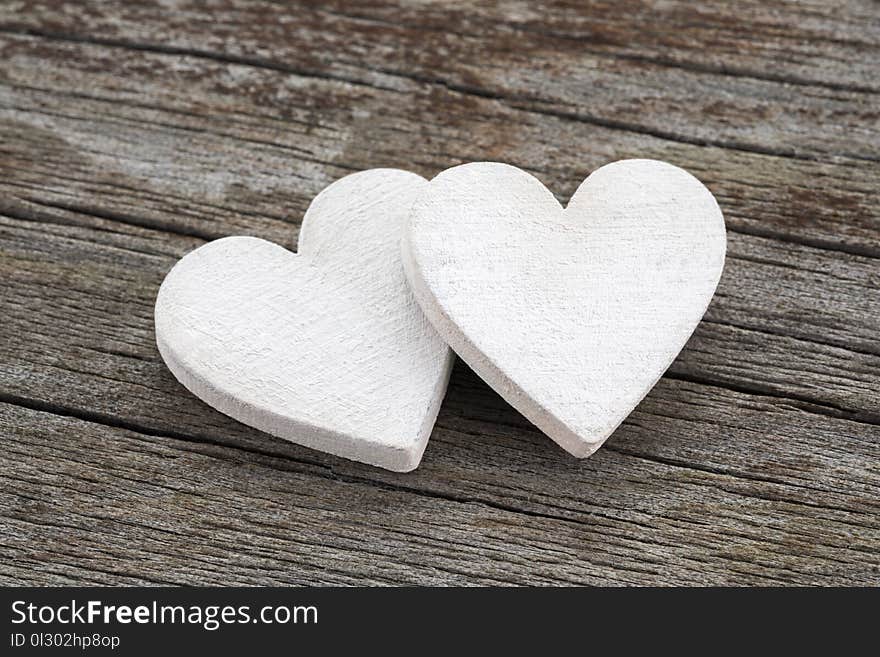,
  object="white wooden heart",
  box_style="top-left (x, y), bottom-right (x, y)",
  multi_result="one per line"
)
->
top-left (402, 159), bottom-right (726, 458)
top-left (155, 169), bottom-right (454, 472)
